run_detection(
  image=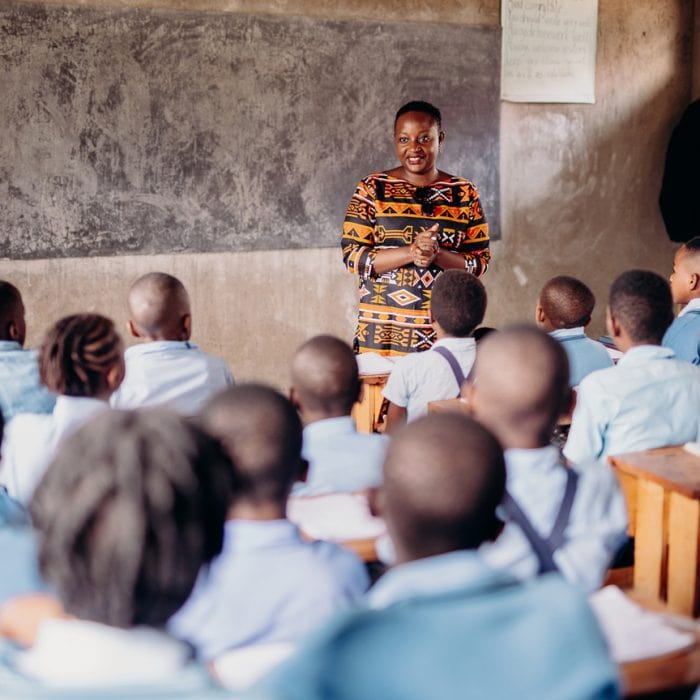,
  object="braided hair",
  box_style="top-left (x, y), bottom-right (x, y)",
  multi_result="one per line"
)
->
top-left (30, 409), bottom-right (236, 628)
top-left (39, 314), bottom-right (123, 397)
